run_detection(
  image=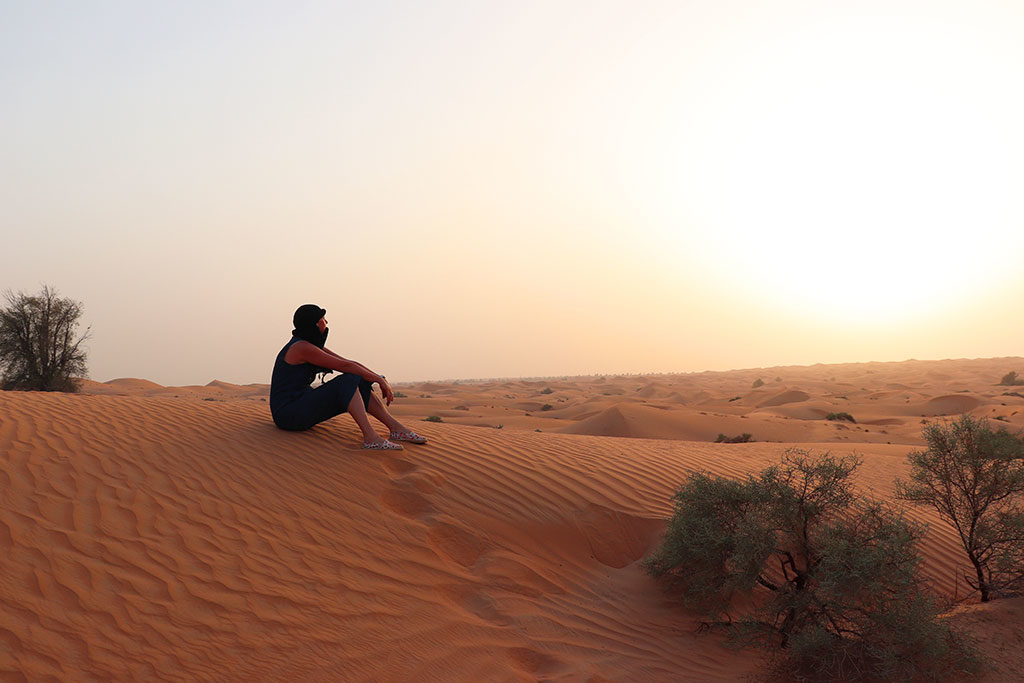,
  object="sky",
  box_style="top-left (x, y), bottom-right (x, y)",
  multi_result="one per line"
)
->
top-left (2, 0), bottom-right (1023, 386)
